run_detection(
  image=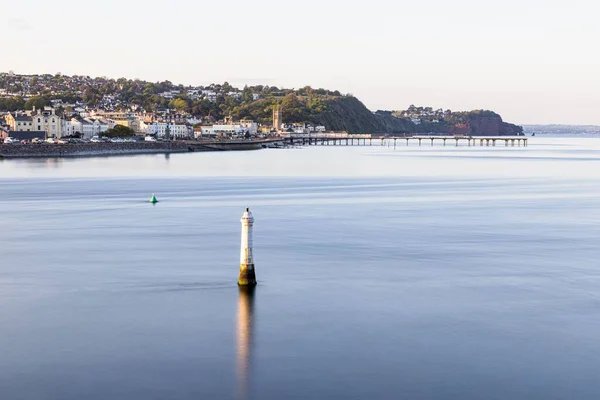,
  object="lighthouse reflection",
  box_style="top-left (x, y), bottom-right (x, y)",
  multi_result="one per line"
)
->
top-left (236, 286), bottom-right (256, 400)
